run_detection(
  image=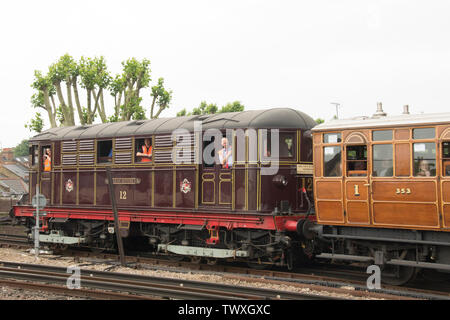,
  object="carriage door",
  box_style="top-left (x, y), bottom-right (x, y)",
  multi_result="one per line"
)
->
top-left (199, 133), bottom-right (232, 208)
top-left (344, 133), bottom-right (371, 224)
